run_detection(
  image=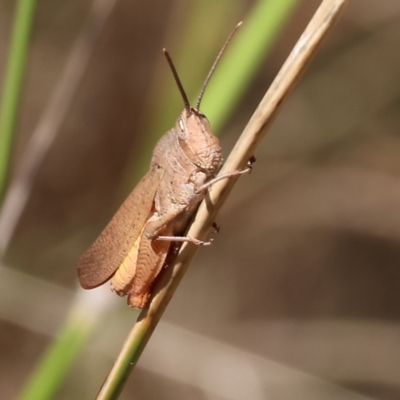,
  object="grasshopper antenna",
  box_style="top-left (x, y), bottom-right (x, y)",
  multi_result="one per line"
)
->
top-left (195, 21), bottom-right (242, 112)
top-left (163, 49), bottom-right (191, 113)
